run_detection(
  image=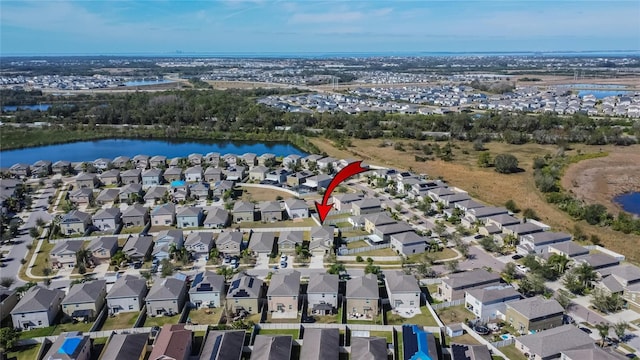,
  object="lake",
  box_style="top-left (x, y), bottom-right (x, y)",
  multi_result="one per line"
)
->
top-left (2, 104), bottom-right (52, 112)
top-left (0, 139), bottom-right (307, 167)
top-left (615, 192), bottom-right (640, 216)
top-left (578, 90), bottom-right (632, 99)
top-left (124, 80), bottom-right (174, 86)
